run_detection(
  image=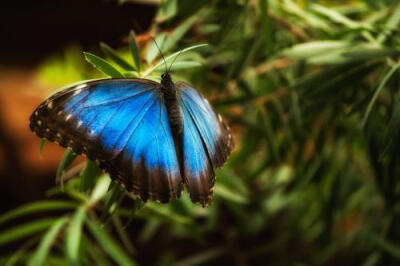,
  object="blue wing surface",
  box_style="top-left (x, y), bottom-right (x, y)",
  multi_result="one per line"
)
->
top-left (30, 79), bottom-right (182, 202)
top-left (177, 83), bottom-right (234, 204)
top-left (180, 102), bottom-right (215, 204)
top-left (106, 99), bottom-right (182, 201)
